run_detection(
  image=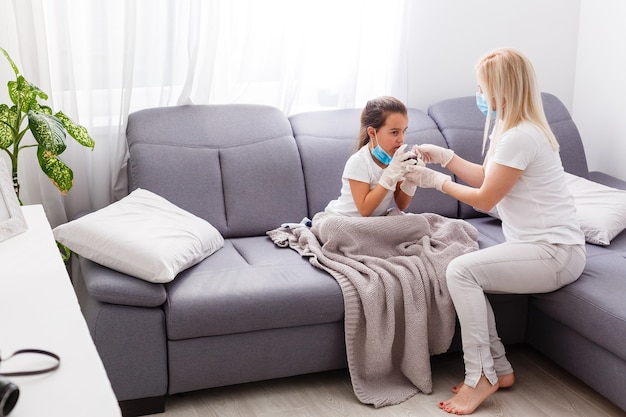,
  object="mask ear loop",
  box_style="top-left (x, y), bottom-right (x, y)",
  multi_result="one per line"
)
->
top-left (368, 127), bottom-right (378, 149)
top-left (0, 349), bottom-right (60, 376)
